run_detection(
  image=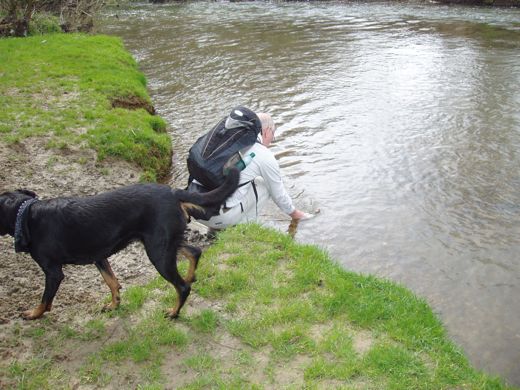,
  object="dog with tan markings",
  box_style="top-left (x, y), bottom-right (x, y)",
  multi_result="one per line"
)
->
top-left (0, 168), bottom-right (239, 320)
